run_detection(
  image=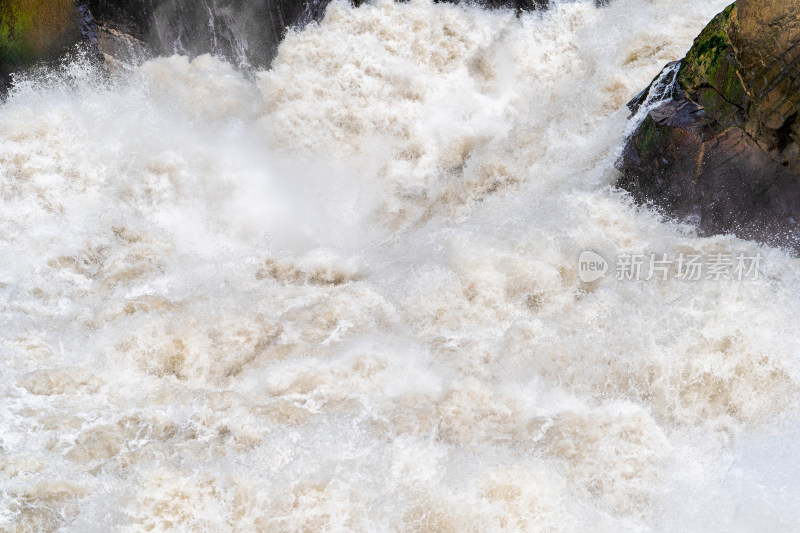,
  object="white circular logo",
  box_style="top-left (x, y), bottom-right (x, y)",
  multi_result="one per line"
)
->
top-left (578, 250), bottom-right (608, 283)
